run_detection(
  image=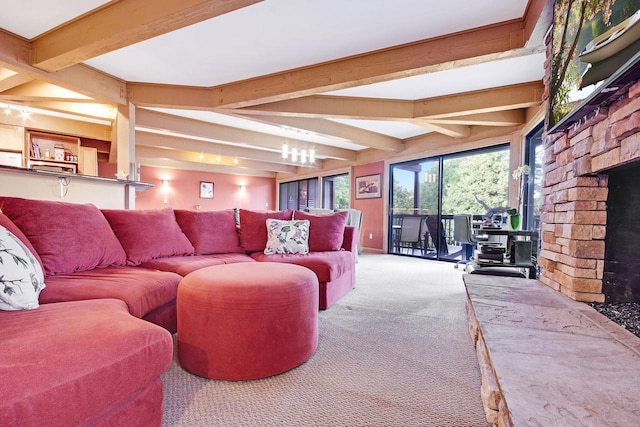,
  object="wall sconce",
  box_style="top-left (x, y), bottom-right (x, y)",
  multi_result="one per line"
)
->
top-left (161, 180), bottom-right (169, 204)
top-left (239, 185), bottom-right (246, 192)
